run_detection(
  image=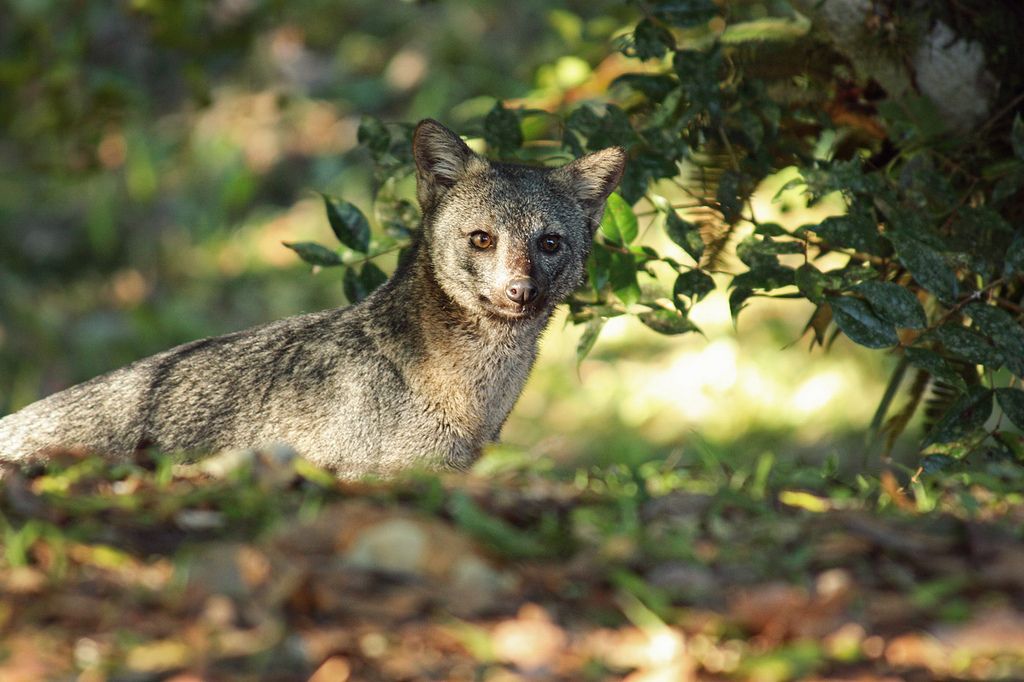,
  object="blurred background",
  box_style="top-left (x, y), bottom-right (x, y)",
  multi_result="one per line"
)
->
top-left (0, 0), bottom-right (897, 475)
